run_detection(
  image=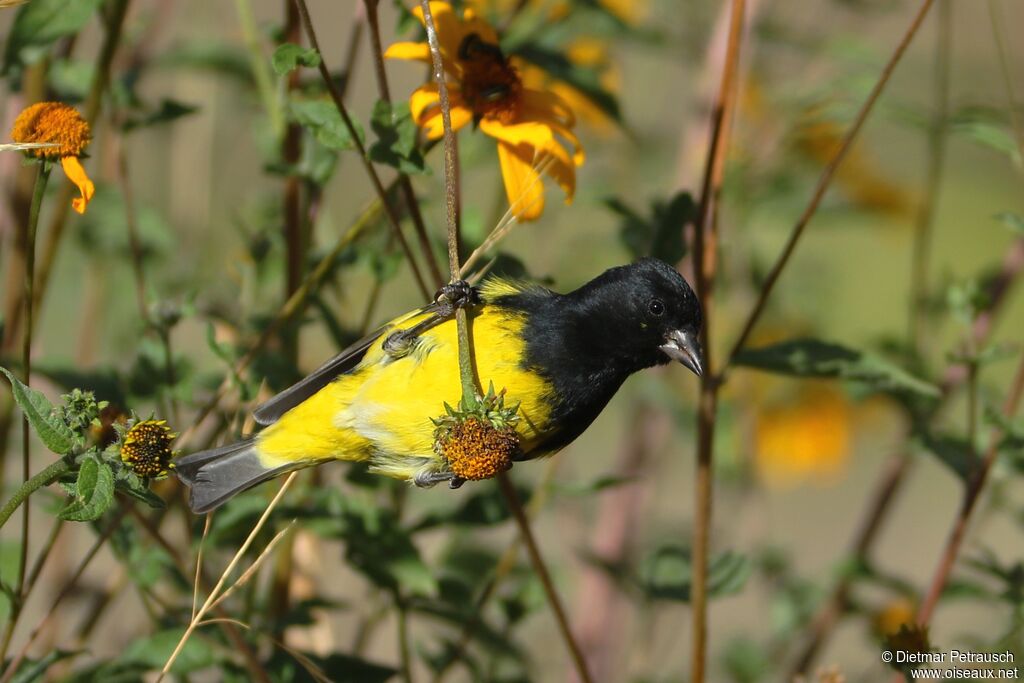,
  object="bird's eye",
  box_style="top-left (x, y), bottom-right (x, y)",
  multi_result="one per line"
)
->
top-left (649, 299), bottom-right (665, 317)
